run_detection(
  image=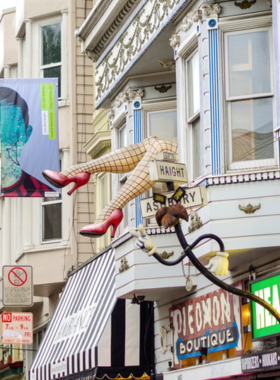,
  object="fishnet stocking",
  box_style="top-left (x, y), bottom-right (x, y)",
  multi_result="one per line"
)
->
top-left (62, 136), bottom-right (178, 223)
